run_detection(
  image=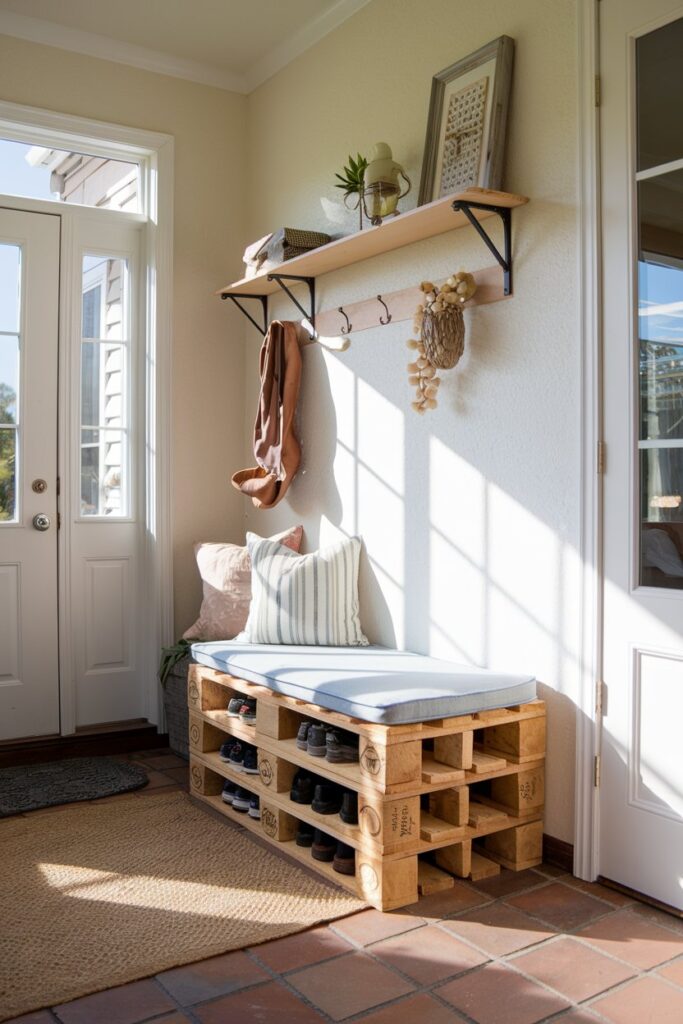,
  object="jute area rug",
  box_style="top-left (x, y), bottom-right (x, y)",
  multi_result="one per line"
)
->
top-left (0, 790), bottom-right (365, 1021)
